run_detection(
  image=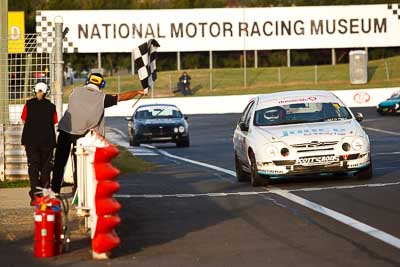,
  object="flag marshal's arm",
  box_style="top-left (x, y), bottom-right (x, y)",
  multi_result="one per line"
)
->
top-left (117, 89), bottom-right (146, 102)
